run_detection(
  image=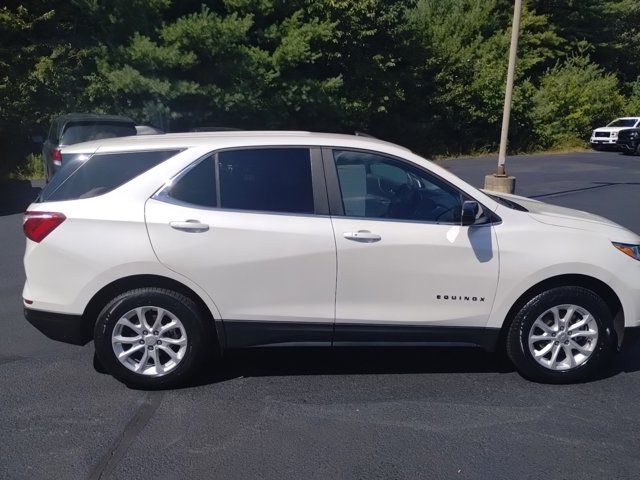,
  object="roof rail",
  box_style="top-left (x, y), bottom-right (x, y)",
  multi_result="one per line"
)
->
top-left (354, 131), bottom-right (377, 138)
top-left (190, 127), bottom-right (242, 132)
